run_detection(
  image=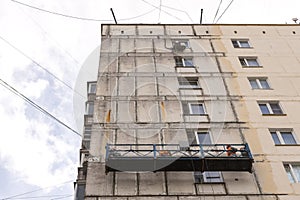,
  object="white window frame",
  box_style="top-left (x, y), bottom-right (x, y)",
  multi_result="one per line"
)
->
top-left (284, 163), bottom-right (300, 183)
top-left (258, 102), bottom-right (284, 115)
top-left (86, 102), bottom-right (94, 115)
top-left (239, 57), bottom-right (260, 67)
top-left (248, 77), bottom-right (270, 89)
top-left (194, 171), bottom-right (223, 183)
top-left (178, 77), bottom-right (200, 89)
top-left (270, 129), bottom-right (297, 145)
top-left (84, 126), bottom-right (92, 140)
top-left (88, 82), bottom-right (97, 94)
top-left (195, 130), bottom-right (212, 144)
top-left (232, 39), bottom-right (251, 48)
top-left (188, 103), bottom-right (206, 115)
top-left (175, 57), bottom-right (194, 67)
